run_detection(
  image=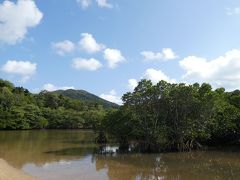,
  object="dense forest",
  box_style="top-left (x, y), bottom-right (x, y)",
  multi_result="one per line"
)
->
top-left (54, 89), bottom-right (119, 109)
top-left (100, 80), bottom-right (240, 152)
top-left (0, 78), bottom-right (240, 152)
top-left (0, 79), bottom-right (109, 130)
